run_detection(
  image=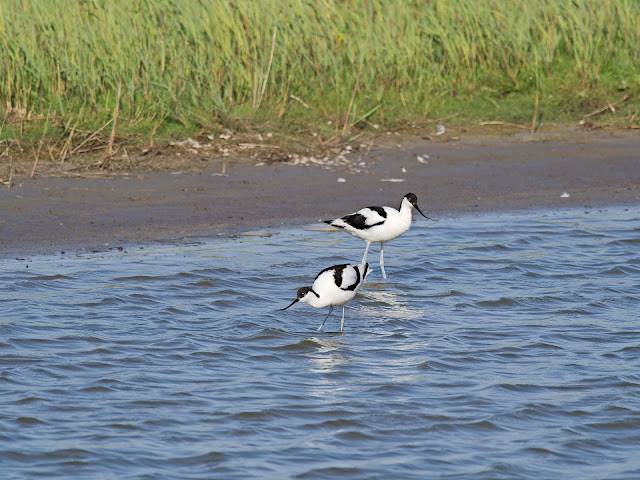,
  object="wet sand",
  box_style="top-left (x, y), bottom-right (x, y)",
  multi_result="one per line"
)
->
top-left (2, 130), bottom-right (639, 257)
